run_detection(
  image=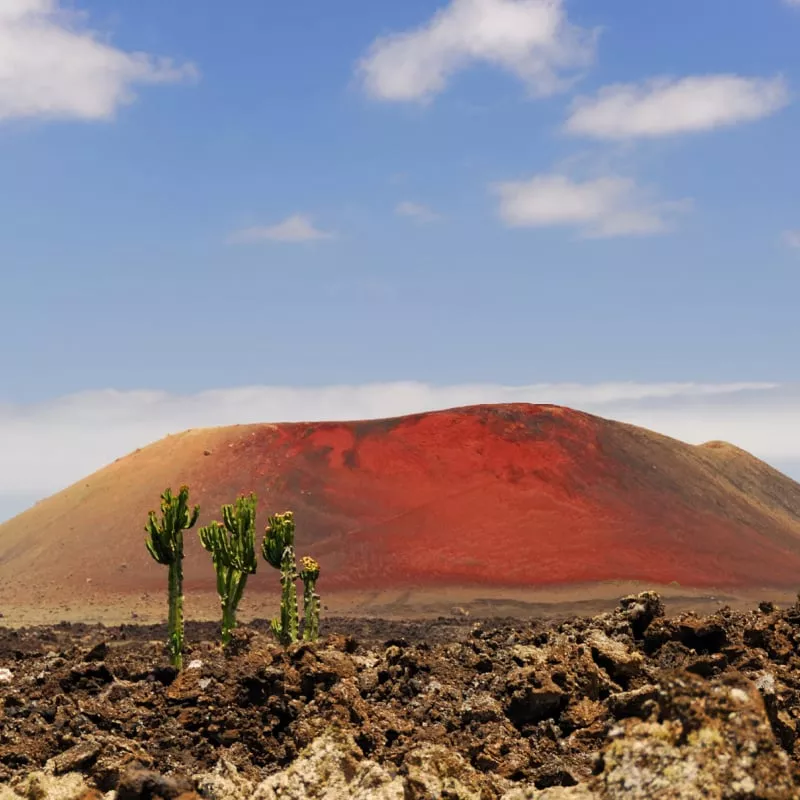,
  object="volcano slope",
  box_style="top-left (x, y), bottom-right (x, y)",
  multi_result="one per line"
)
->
top-left (1, 403), bottom-right (800, 621)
